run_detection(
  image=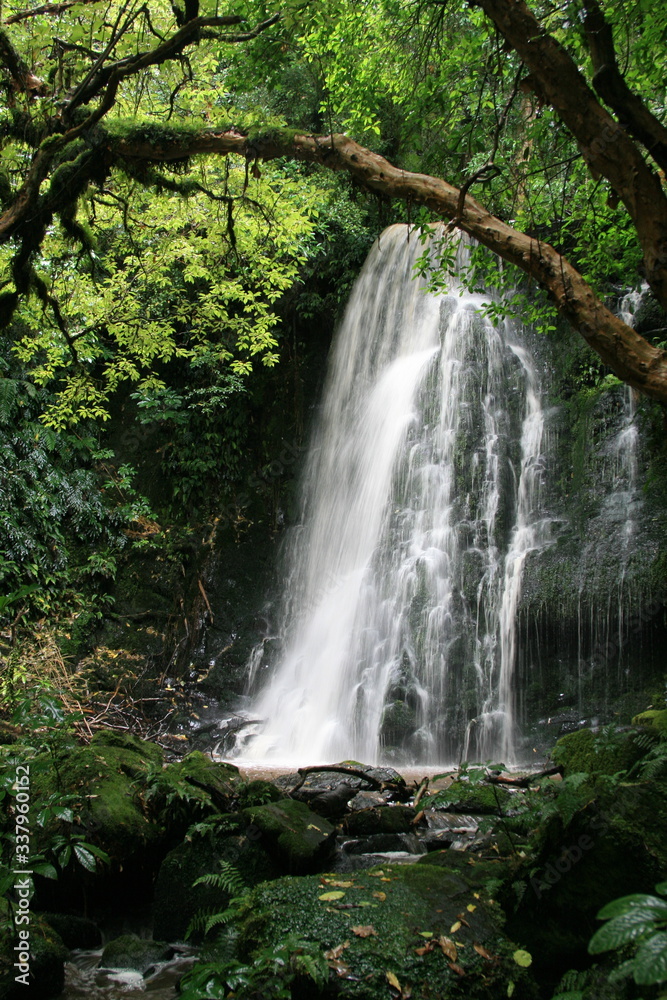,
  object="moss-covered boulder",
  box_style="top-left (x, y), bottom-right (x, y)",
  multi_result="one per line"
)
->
top-left (240, 799), bottom-right (335, 873)
top-left (149, 751), bottom-right (242, 839)
top-left (508, 776), bottom-right (667, 974)
top-left (343, 805), bottom-right (415, 836)
top-left (423, 780), bottom-right (512, 815)
top-left (237, 779), bottom-right (283, 808)
top-left (201, 862), bottom-right (537, 1000)
top-left (38, 912), bottom-right (101, 949)
top-left (550, 727), bottom-right (645, 775)
top-left (101, 934), bottom-right (173, 972)
top-left (30, 731), bottom-right (166, 912)
top-left (33, 729), bottom-right (164, 863)
top-left (0, 920), bottom-right (67, 1000)
top-left (632, 709), bottom-right (667, 737)
top-left (152, 822), bottom-right (280, 941)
